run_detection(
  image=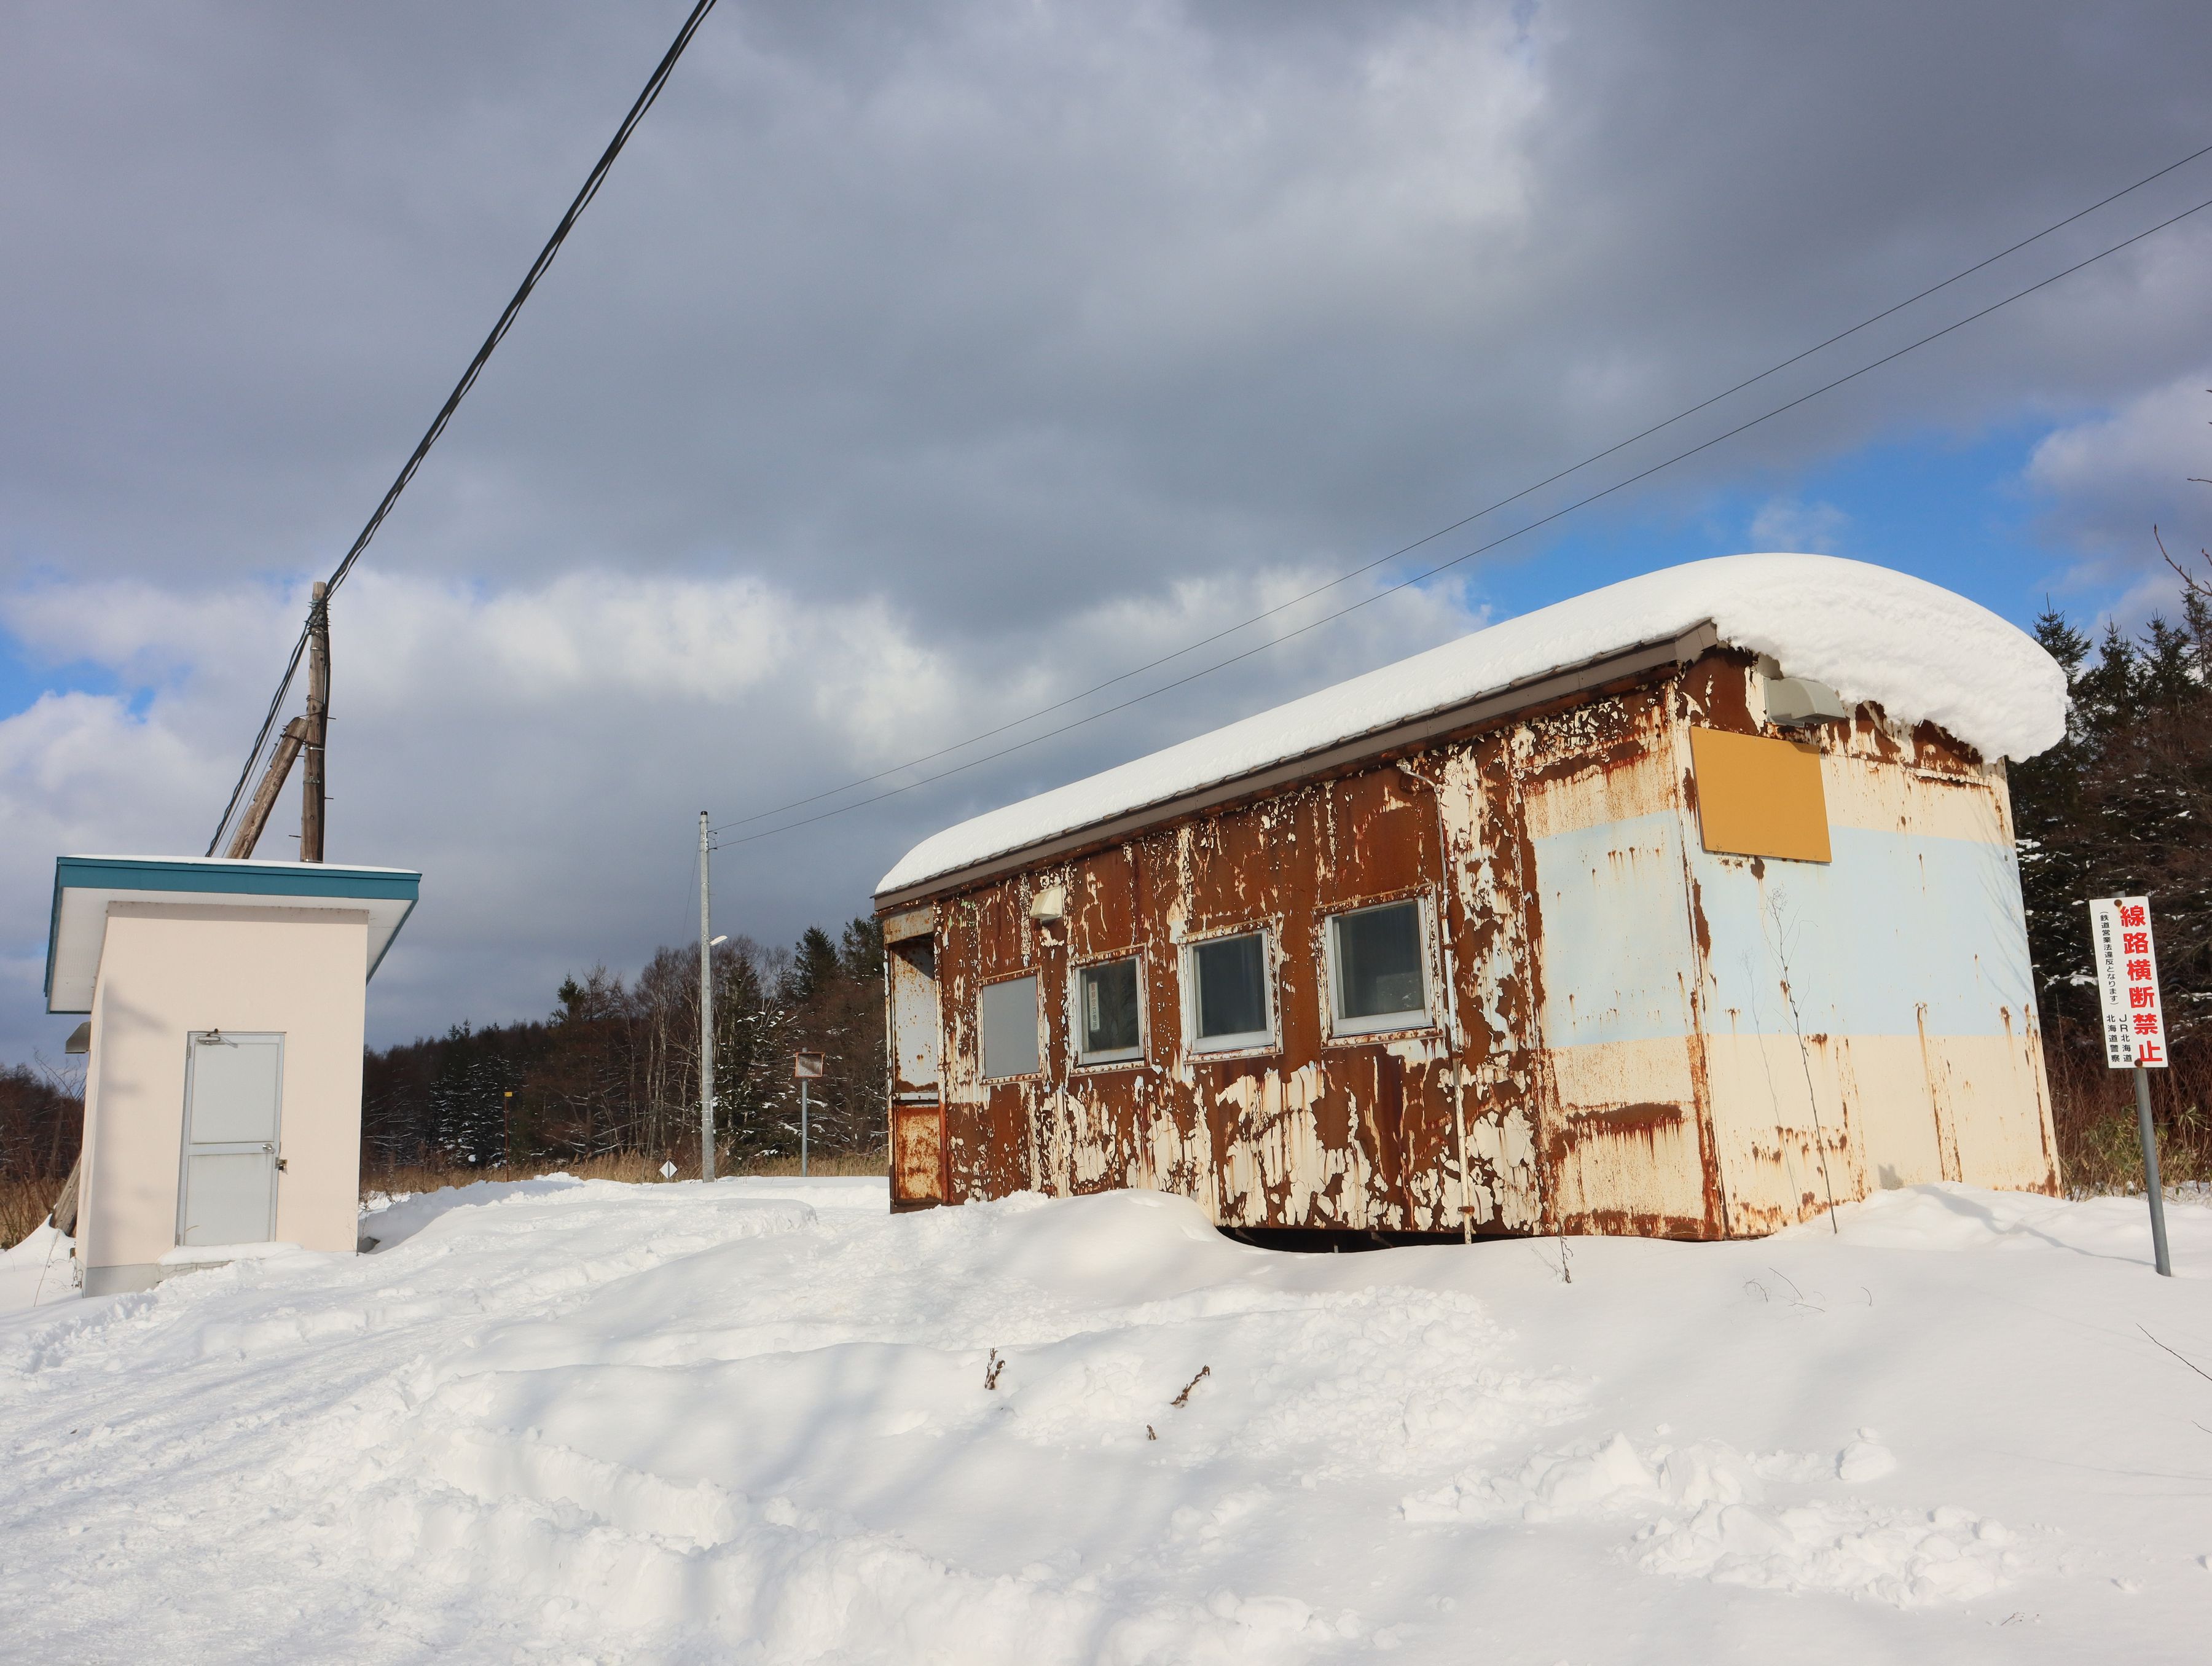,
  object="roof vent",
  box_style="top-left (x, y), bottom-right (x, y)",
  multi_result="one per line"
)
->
top-left (1761, 671), bottom-right (1849, 727)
